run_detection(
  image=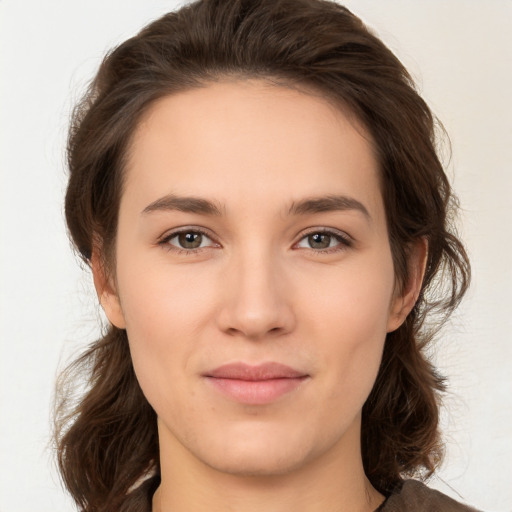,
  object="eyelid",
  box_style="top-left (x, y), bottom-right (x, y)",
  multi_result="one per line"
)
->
top-left (293, 227), bottom-right (353, 252)
top-left (157, 226), bottom-right (221, 252)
